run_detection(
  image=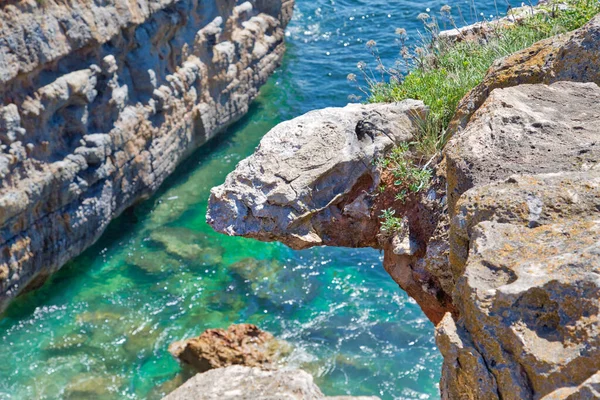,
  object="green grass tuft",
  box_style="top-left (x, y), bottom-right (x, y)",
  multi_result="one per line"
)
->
top-left (376, 143), bottom-right (432, 204)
